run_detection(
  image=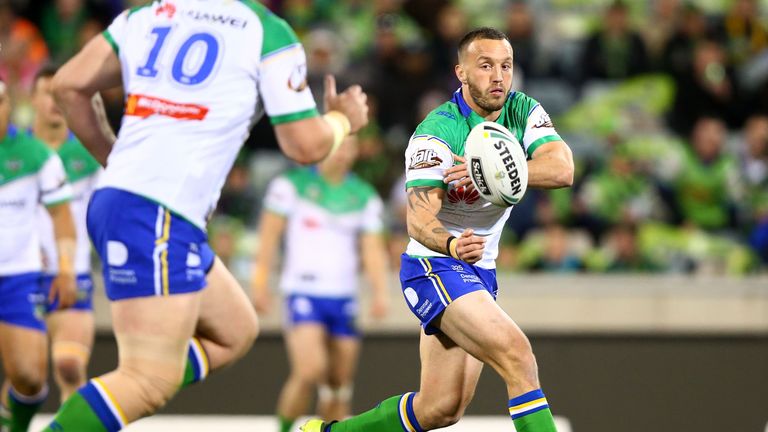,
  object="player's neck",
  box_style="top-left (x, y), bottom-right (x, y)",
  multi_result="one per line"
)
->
top-left (318, 164), bottom-right (346, 184)
top-left (461, 87), bottom-right (502, 121)
top-left (33, 119), bottom-right (68, 150)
